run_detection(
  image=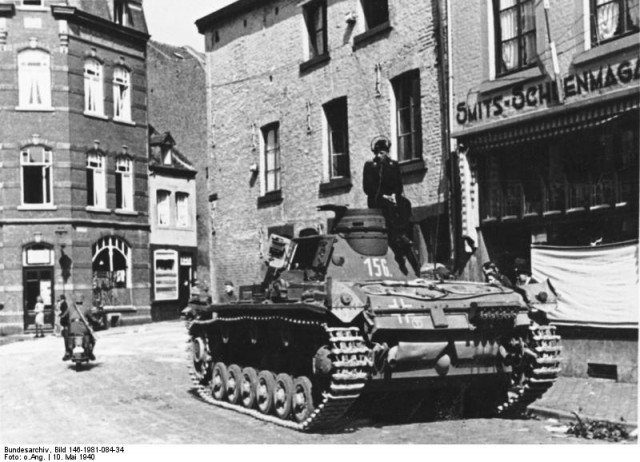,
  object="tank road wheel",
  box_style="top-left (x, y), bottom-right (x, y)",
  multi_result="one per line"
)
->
top-left (211, 363), bottom-right (229, 401)
top-left (292, 376), bottom-right (314, 423)
top-left (257, 370), bottom-right (277, 415)
top-left (240, 367), bottom-right (258, 409)
top-left (226, 364), bottom-right (243, 405)
top-left (190, 336), bottom-right (210, 383)
top-left (274, 373), bottom-right (295, 420)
